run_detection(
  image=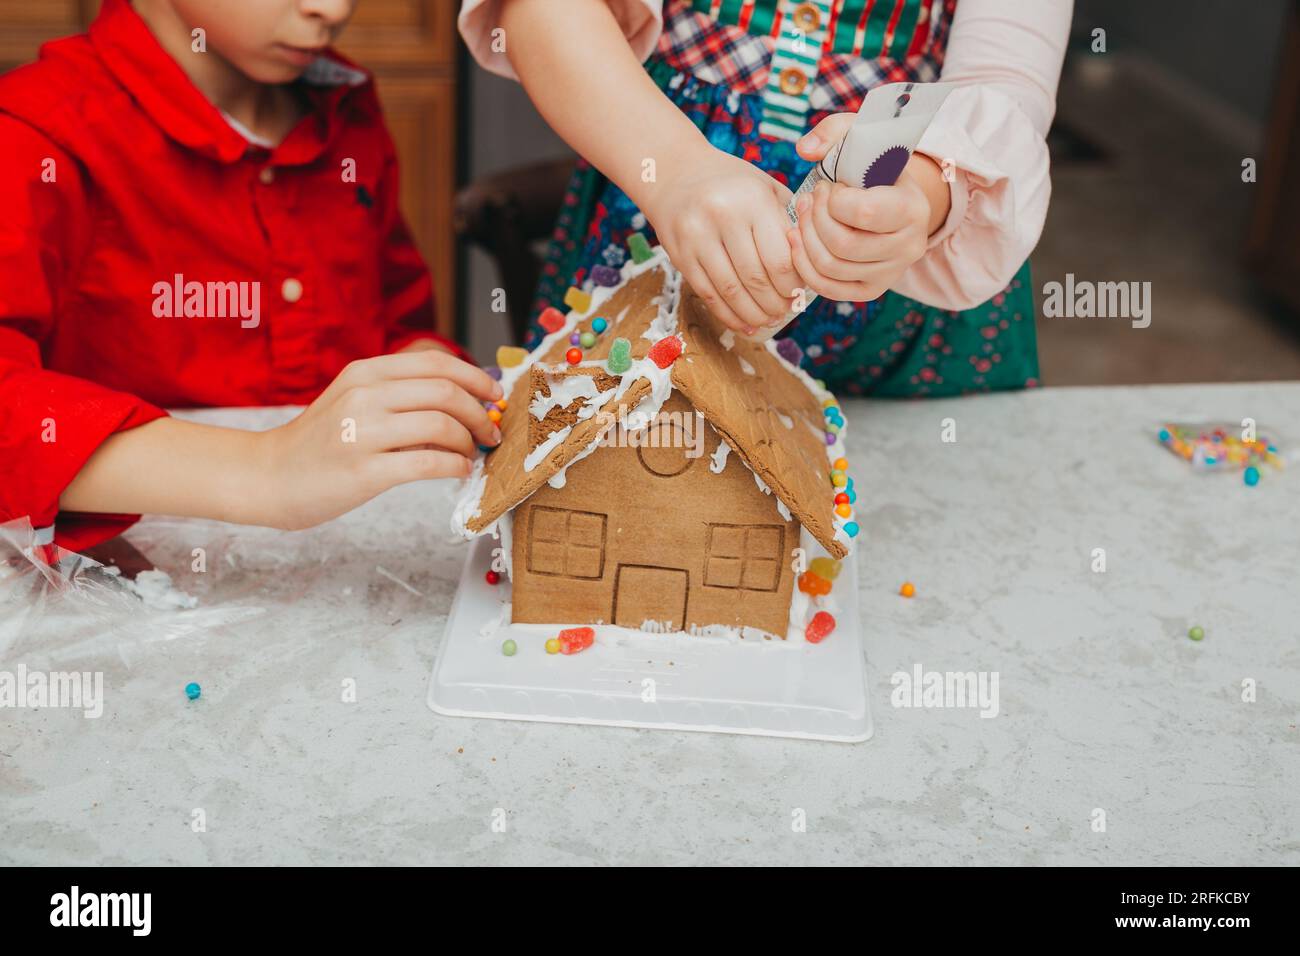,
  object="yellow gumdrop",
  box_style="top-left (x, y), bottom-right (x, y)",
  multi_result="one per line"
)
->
top-left (809, 557), bottom-right (842, 581)
top-left (496, 345), bottom-right (528, 369)
top-left (564, 286), bottom-right (592, 314)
